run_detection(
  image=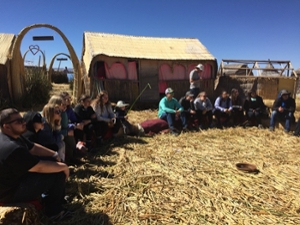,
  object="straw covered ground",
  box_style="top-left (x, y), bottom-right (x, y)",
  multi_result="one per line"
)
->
top-left (40, 108), bottom-right (300, 225)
